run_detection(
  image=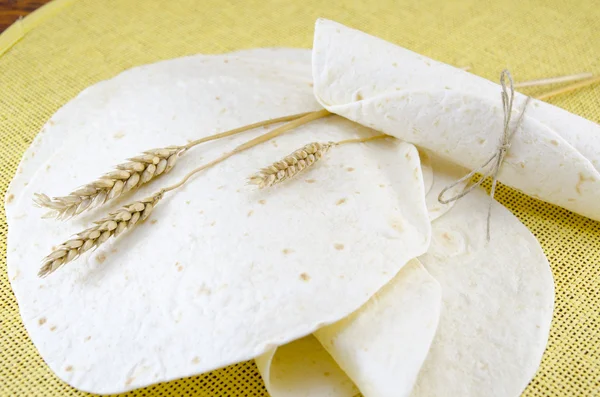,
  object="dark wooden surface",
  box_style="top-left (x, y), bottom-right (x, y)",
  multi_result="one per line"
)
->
top-left (0, 0), bottom-right (51, 32)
